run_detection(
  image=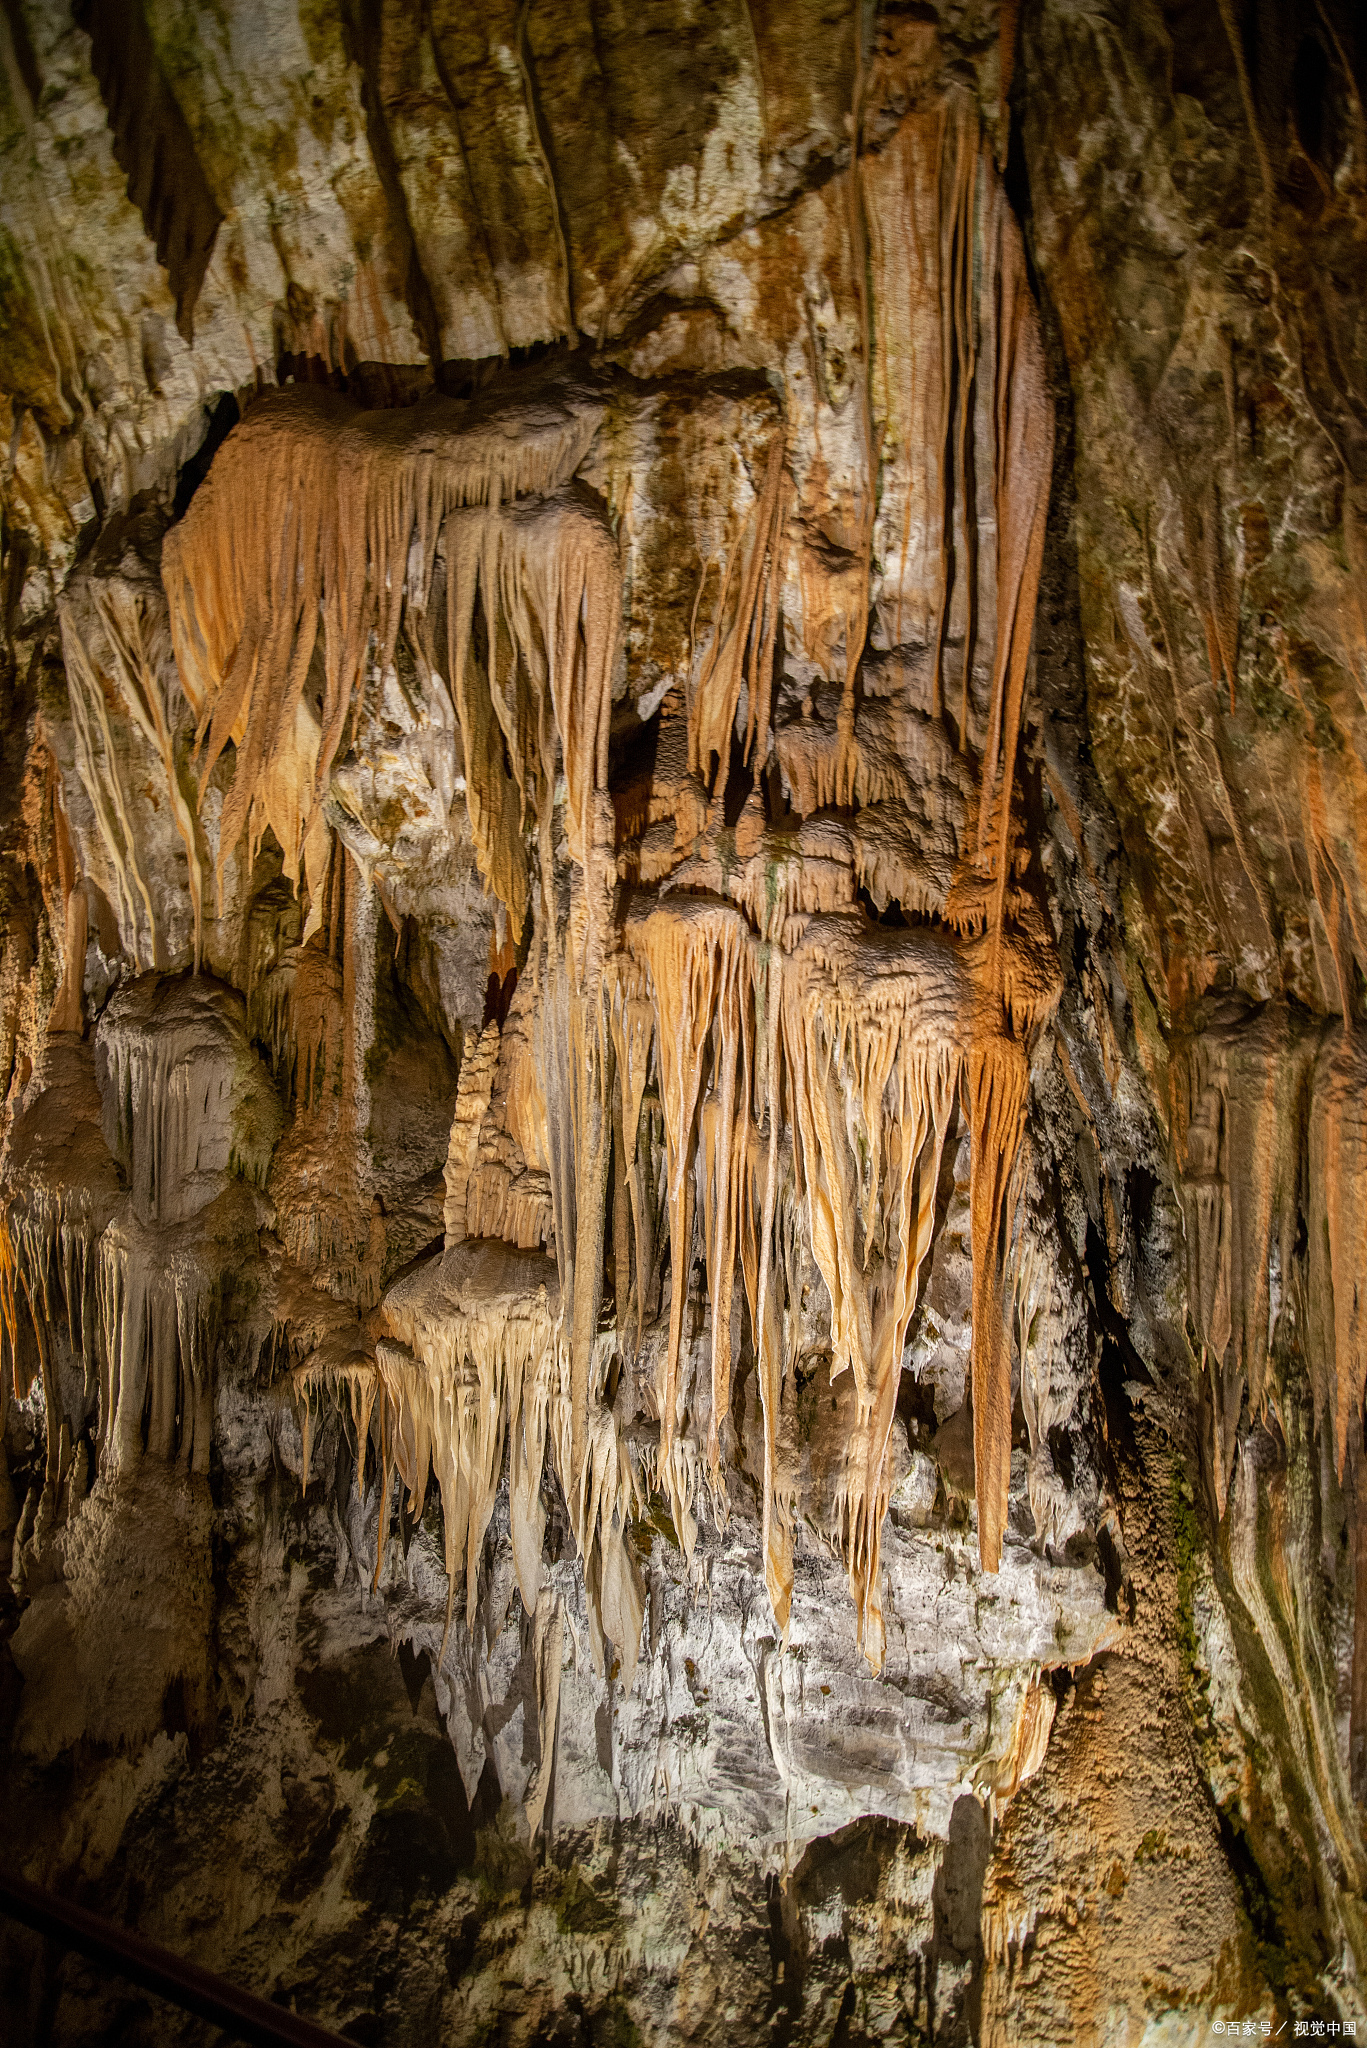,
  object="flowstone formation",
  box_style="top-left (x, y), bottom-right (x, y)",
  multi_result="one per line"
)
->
top-left (0, 1), bottom-right (1365, 2042)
